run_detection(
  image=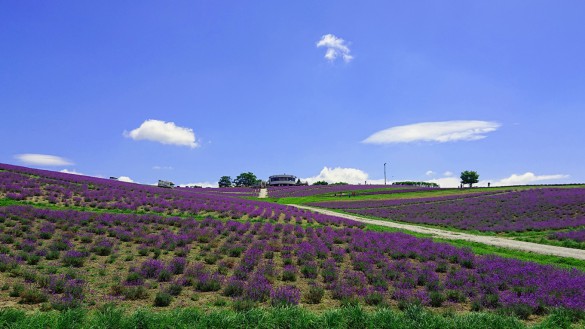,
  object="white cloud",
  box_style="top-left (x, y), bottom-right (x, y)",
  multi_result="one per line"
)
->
top-left (425, 177), bottom-right (461, 188)
top-left (363, 120), bottom-right (501, 144)
top-left (181, 182), bottom-right (218, 188)
top-left (124, 119), bottom-right (198, 148)
top-left (153, 166), bottom-right (174, 170)
top-left (426, 171), bottom-right (570, 188)
top-left (443, 171), bottom-right (453, 177)
top-left (59, 169), bottom-right (83, 175)
top-left (490, 172), bottom-right (569, 186)
top-left (316, 34), bottom-right (353, 63)
top-left (117, 176), bottom-right (135, 183)
top-left (303, 167), bottom-right (373, 185)
top-left (15, 154), bottom-right (73, 166)
top-left (425, 170), bottom-right (435, 176)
